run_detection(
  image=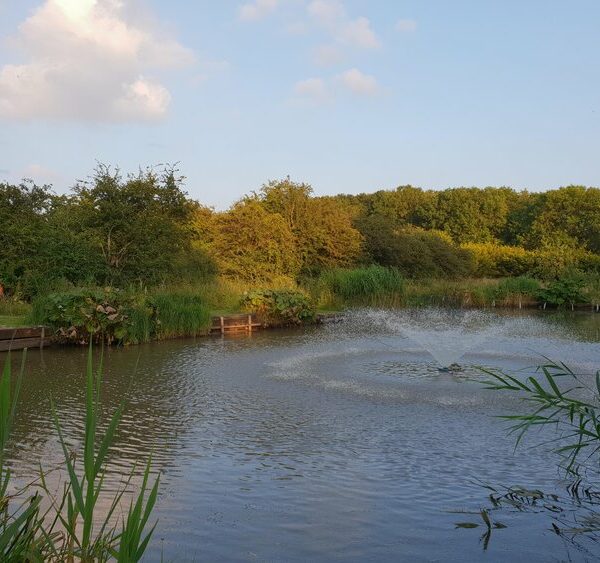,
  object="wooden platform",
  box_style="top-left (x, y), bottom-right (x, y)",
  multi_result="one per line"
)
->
top-left (0, 326), bottom-right (51, 352)
top-left (210, 314), bottom-right (262, 335)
